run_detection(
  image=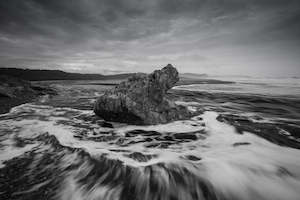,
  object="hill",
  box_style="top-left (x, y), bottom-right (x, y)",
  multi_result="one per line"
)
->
top-left (0, 68), bottom-right (108, 81)
top-left (0, 68), bottom-right (234, 84)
